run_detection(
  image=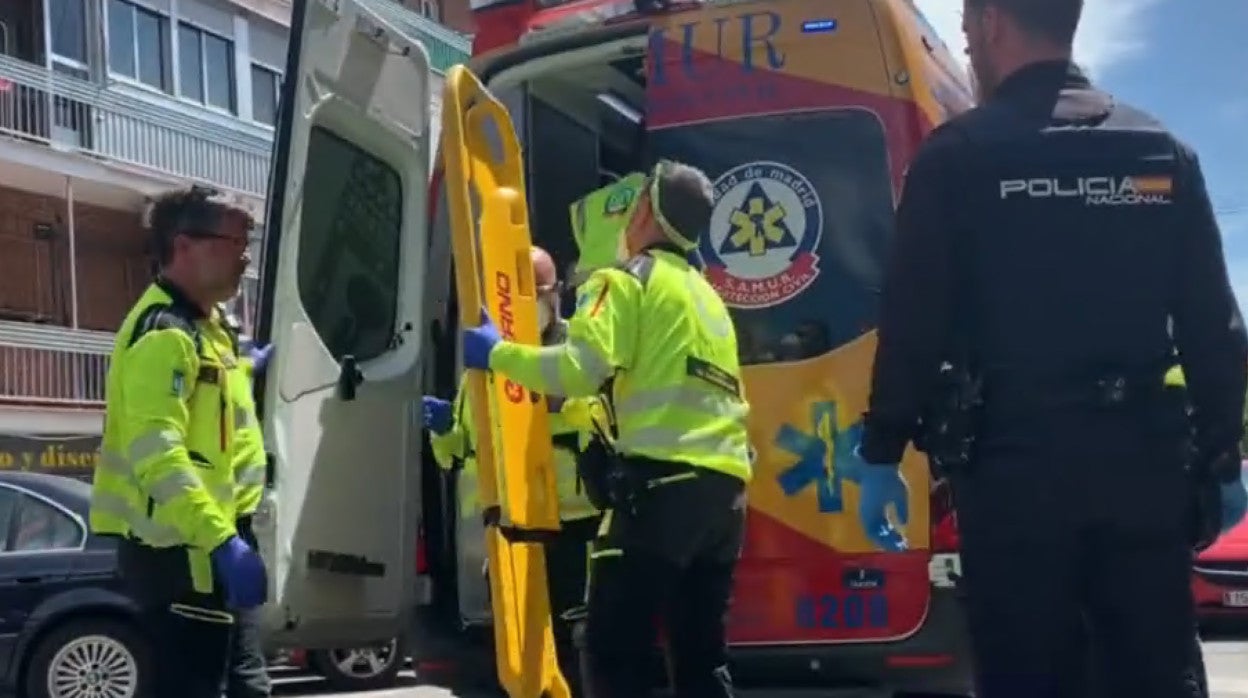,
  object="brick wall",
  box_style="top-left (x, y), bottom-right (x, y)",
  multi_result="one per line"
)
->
top-left (440, 0), bottom-right (475, 34)
top-left (0, 186), bottom-right (149, 331)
